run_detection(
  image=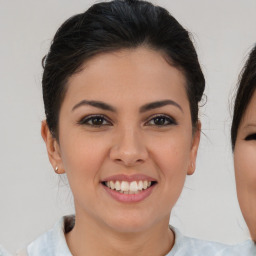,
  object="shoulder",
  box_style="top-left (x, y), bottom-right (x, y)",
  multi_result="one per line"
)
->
top-left (25, 215), bottom-right (73, 256)
top-left (168, 227), bottom-right (256, 256)
top-left (222, 239), bottom-right (256, 255)
top-left (166, 226), bottom-right (230, 256)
